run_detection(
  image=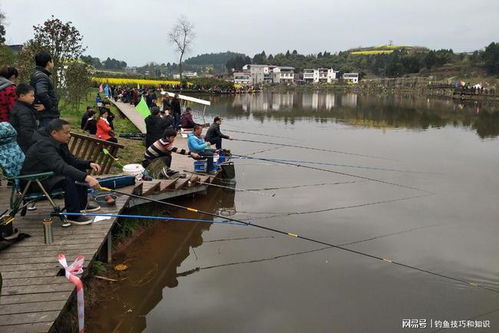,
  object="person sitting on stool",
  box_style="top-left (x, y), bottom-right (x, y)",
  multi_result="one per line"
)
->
top-left (180, 107), bottom-right (200, 130)
top-left (96, 108), bottom-right (117, 143)
top-left (21, 119), bottom-right (101, 226)
top-left (188, 124), bottom-right (216, 174)
top-left (142, 128), bottom-right (199, 178)
top-left (205, 116), bottom-right (231, 149)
